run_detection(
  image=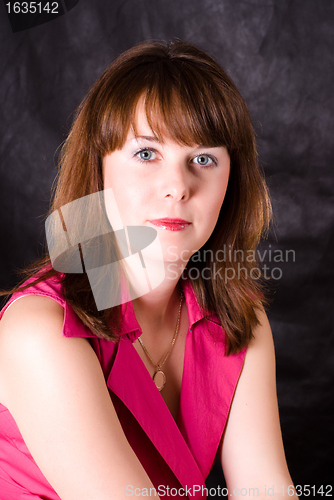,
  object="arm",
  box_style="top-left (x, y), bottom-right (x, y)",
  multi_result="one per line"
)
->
top-left (220, 309), bottom-right (298, 499)
top-left (0, 295), bottom-right (159, 500)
